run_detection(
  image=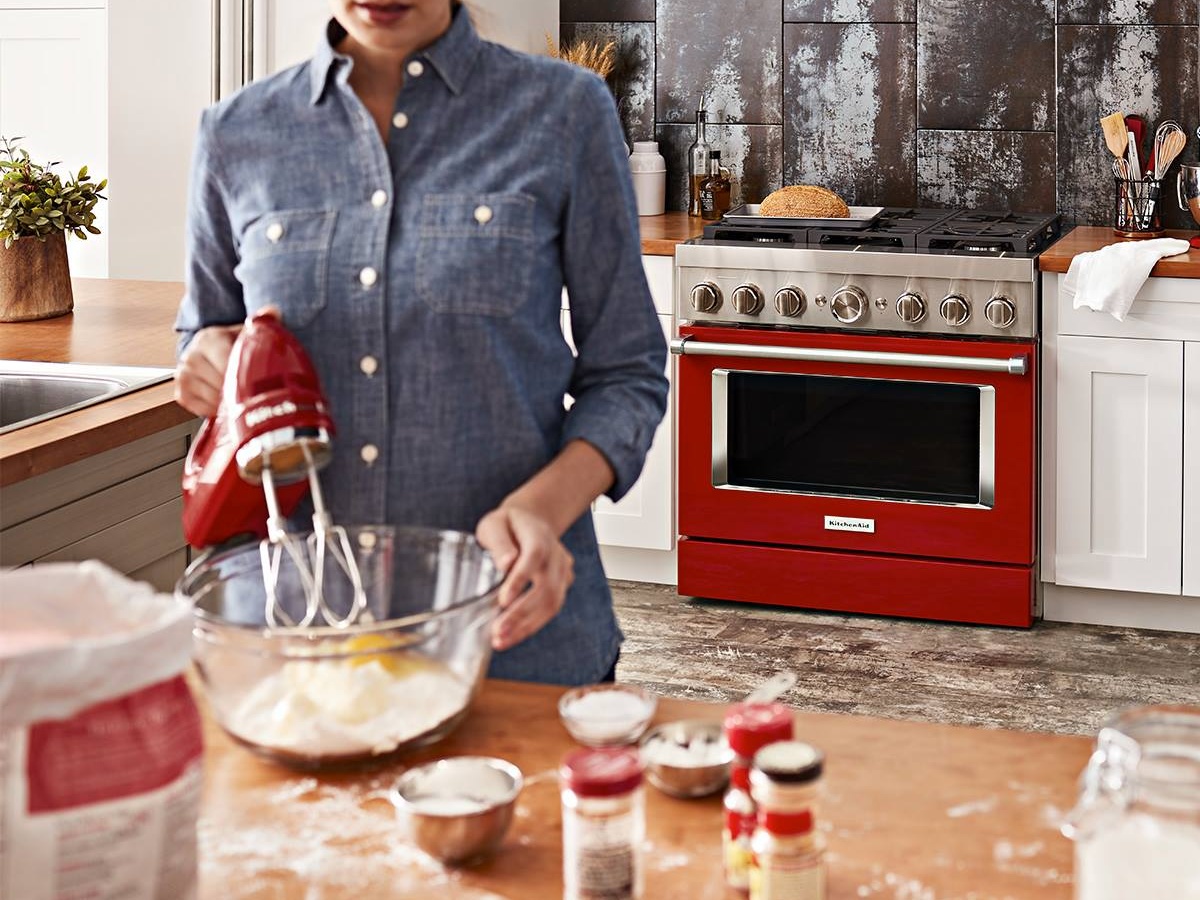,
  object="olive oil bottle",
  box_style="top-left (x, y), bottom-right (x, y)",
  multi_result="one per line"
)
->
top-left (700, 151), bottom-right (732, 221)
top-left (687, 109), bottom-right (711, 218)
